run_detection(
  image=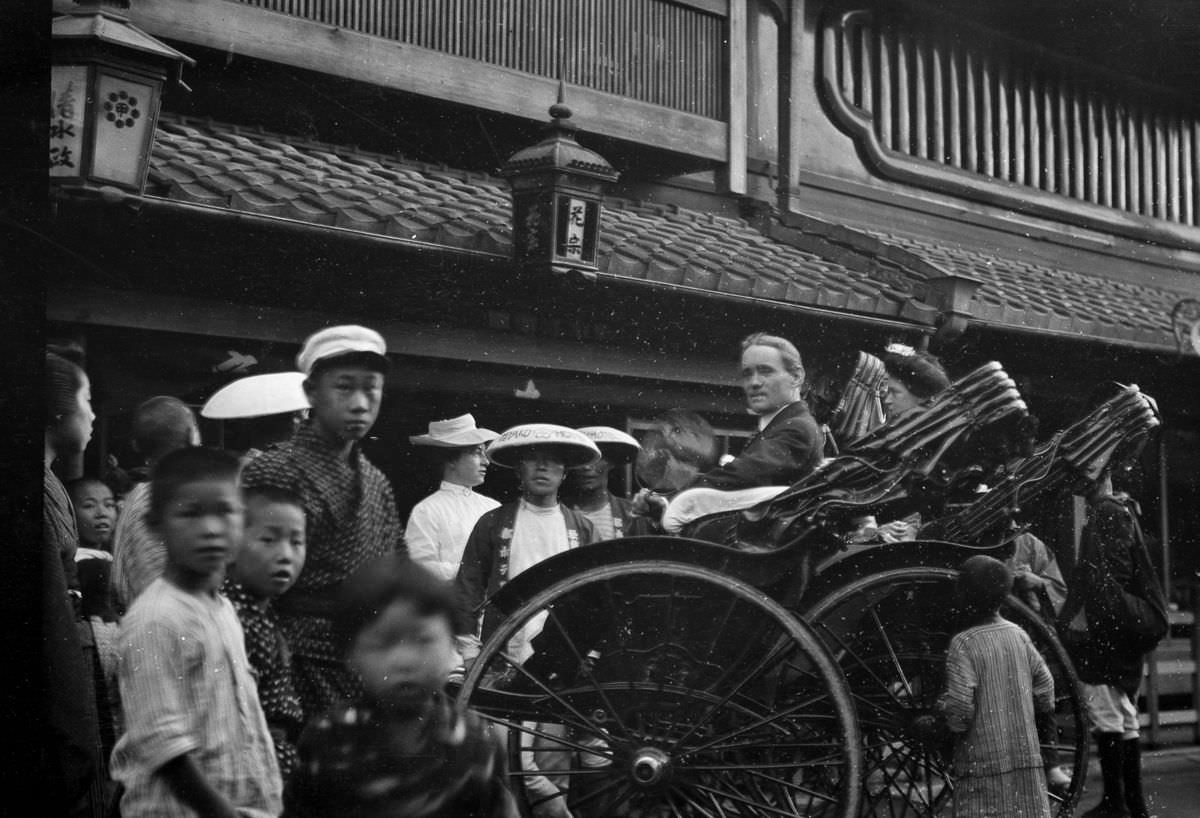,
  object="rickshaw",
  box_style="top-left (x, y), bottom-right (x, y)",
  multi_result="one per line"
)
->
top-left (456, 361), bottom-right (1161, 818)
